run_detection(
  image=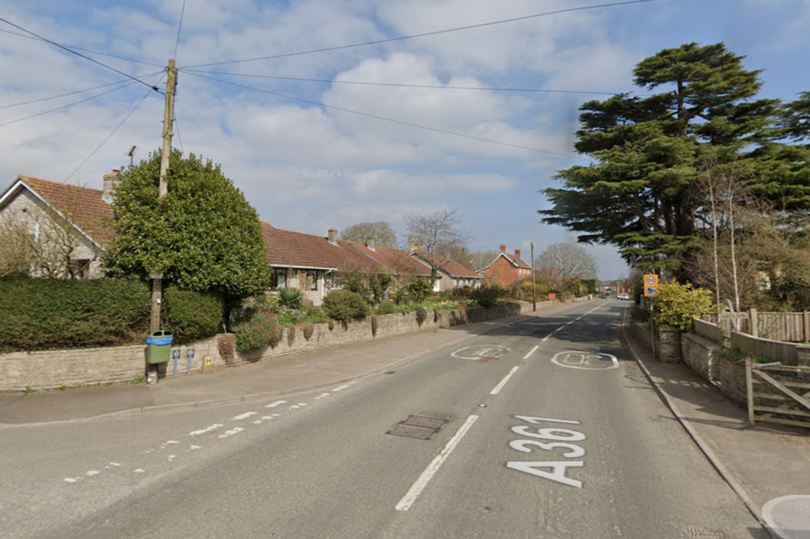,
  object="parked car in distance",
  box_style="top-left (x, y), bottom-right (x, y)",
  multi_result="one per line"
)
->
top-left (617, 293), bottom-right (630, 300)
